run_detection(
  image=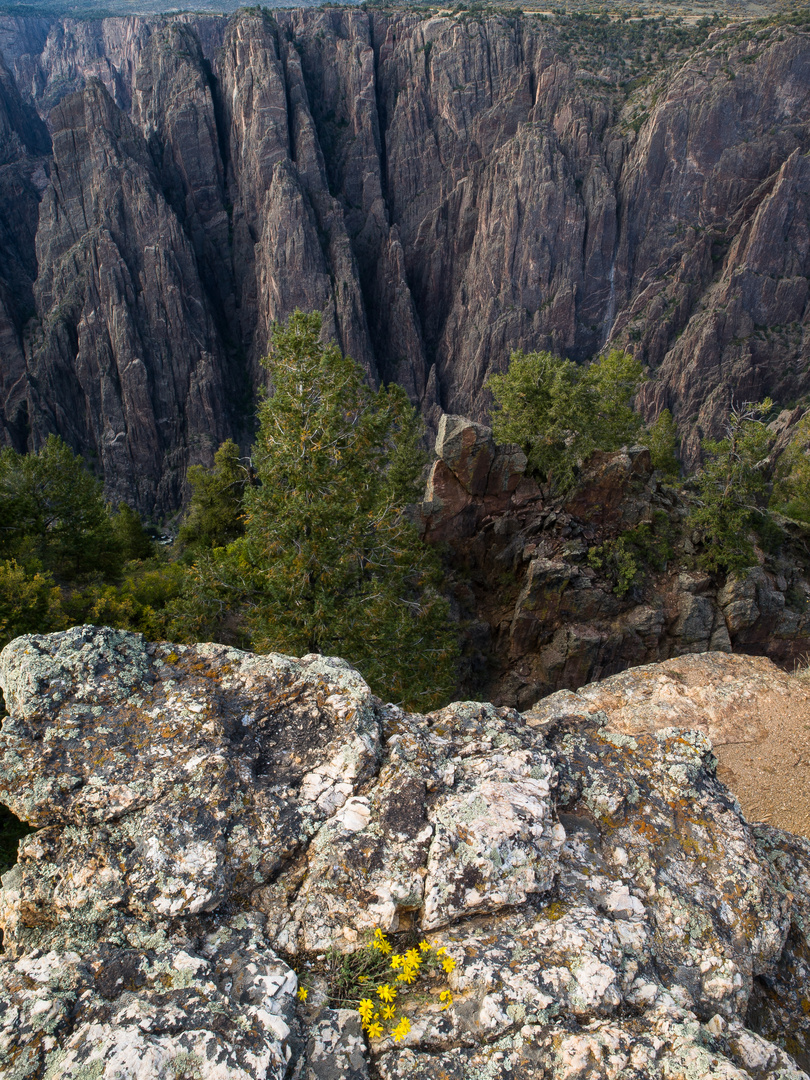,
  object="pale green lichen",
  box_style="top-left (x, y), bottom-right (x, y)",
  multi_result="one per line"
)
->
top-left (171, 1051), bottom-right (203, 1078)
top-left (505, 1002), bottom-right (526, 1024)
